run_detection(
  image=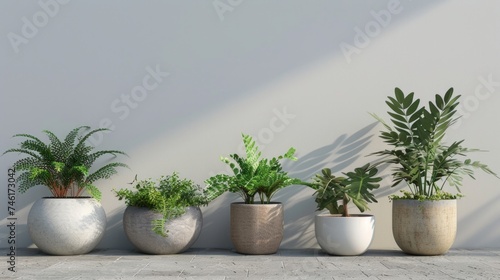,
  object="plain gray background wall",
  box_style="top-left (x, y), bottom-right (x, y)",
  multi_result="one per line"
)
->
top-left (1, 0), bottom-right (499, 251)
